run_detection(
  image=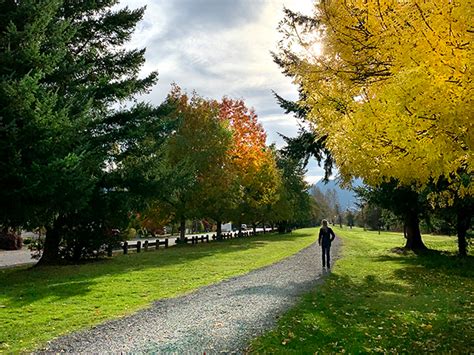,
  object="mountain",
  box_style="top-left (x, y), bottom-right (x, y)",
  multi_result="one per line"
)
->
top-left (312, 178), bottom-right (362, 210)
